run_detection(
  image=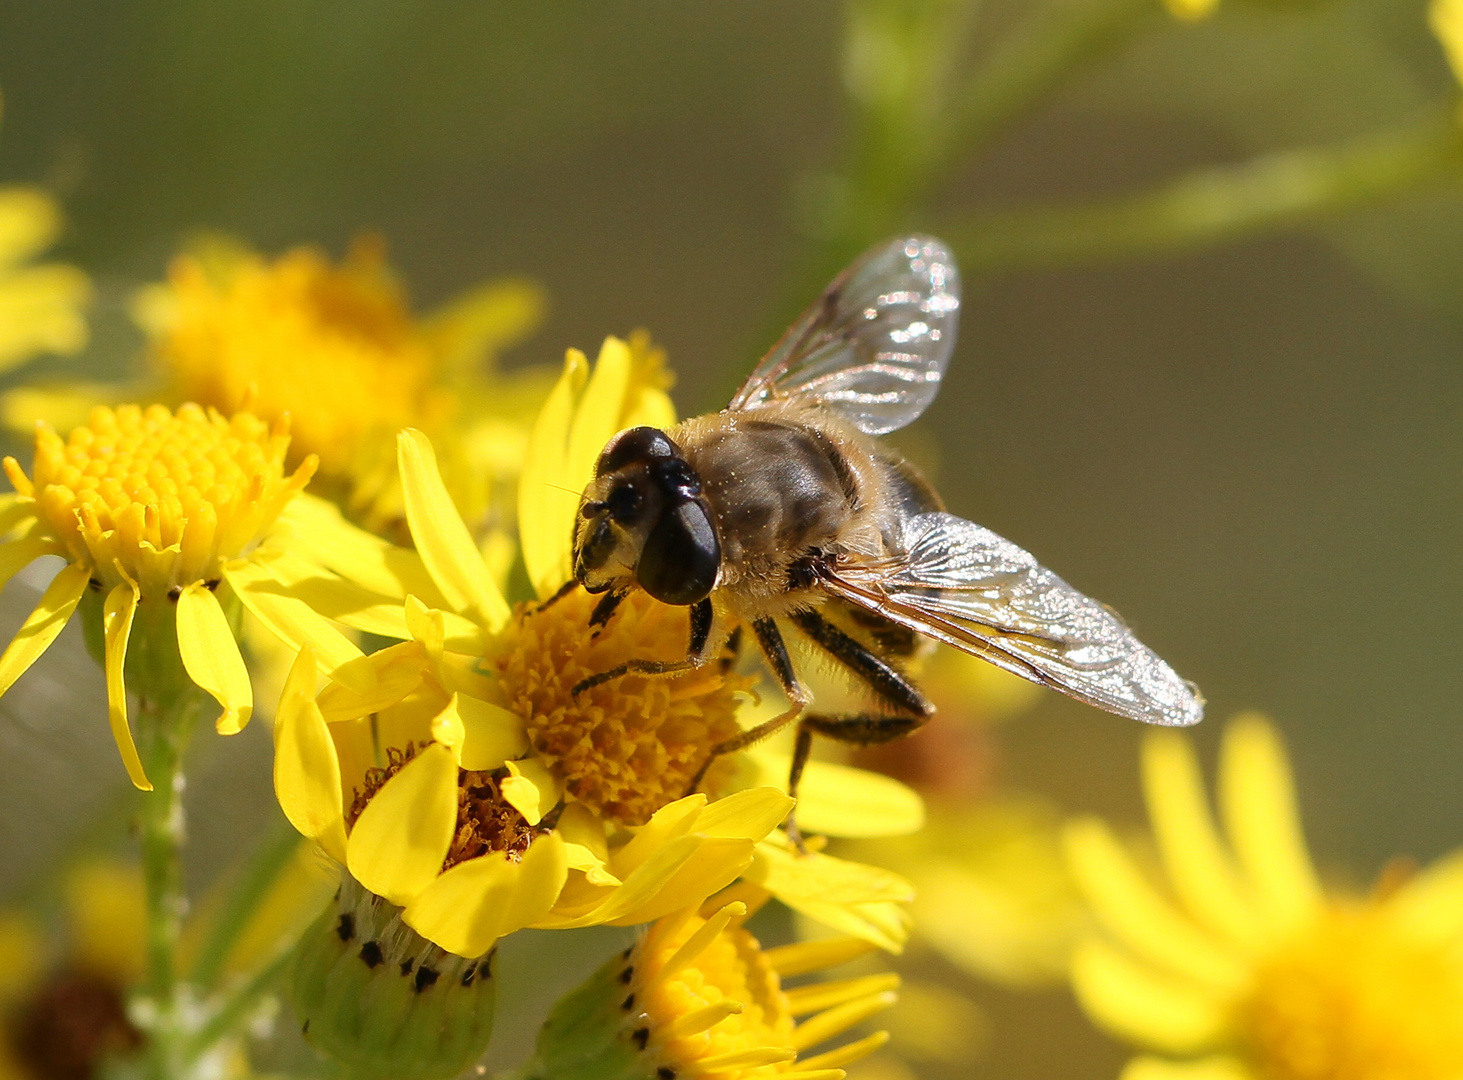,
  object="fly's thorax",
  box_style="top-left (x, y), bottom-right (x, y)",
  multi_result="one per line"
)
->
top-left (672, 404), bottom-right (912, 584)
